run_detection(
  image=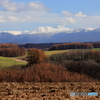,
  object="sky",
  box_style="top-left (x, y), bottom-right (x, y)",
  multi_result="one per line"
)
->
top-left (0, 0), bottom-right (100, 31)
